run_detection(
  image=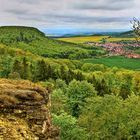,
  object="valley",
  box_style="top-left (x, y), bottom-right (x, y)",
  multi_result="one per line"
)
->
top-left (57, 32), bottom-right (140, 70)
top-left (0, 26), bottom-right (140, 140)
top-left (0, 0), bottom-right (140, 139)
